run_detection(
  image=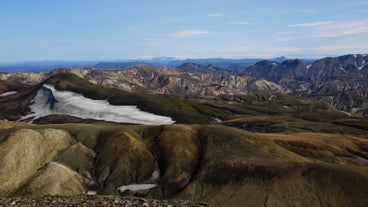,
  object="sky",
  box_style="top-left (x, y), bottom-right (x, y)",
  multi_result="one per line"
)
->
top-left (0, 0), bottom-right (368, 62)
